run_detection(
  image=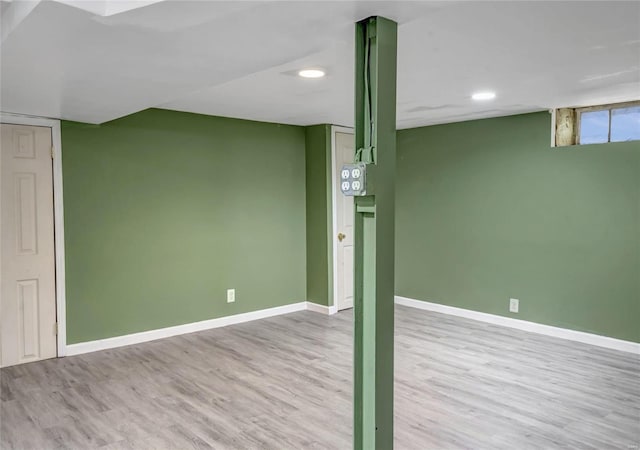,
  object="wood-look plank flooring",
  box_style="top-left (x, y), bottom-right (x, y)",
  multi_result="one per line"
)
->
top-left (1, 305), bottom-right (639, 449)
